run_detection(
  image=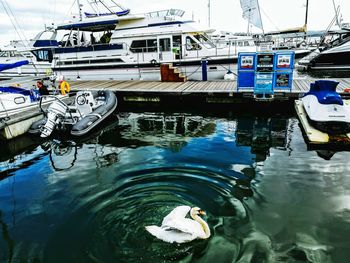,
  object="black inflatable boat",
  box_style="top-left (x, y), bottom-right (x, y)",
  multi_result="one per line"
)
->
top-left (29, 90), bottom-right (117, 137)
